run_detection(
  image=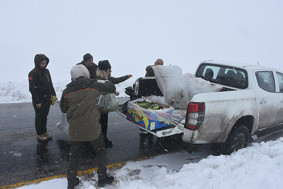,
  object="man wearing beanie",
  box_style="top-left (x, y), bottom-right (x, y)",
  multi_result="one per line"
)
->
top-left (28, 54), bottom-right (57, 142)
top-left (60, 64), bottom-right (116, 188)
top-left (77, 53), bottom-right (98, 79)
top-left (96, 60), bottom-right (133, 148)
